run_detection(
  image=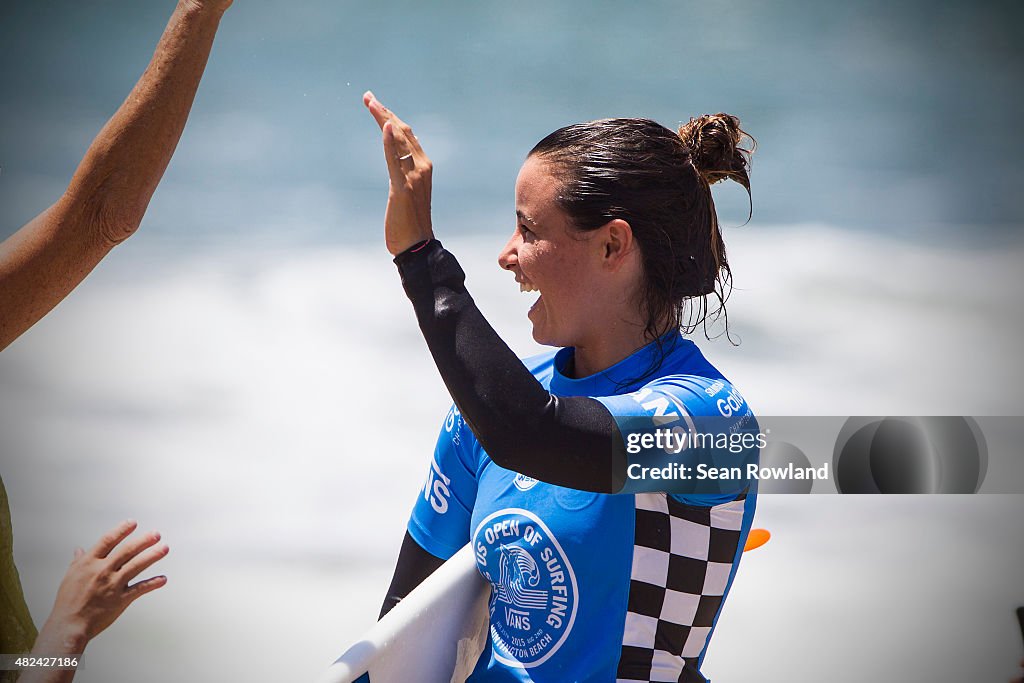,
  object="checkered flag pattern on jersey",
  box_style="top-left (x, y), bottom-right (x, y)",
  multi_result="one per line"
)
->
top-left (616, 492), bottom-right (750, 683)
